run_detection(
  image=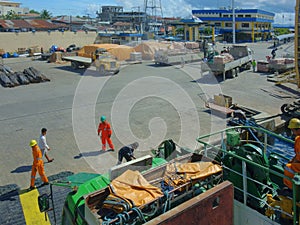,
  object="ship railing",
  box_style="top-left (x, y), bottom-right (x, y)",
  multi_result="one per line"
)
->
top-left (223, 164), bottom-right (293, 220)
top-left (196, 125), bottom-right (300, 224)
